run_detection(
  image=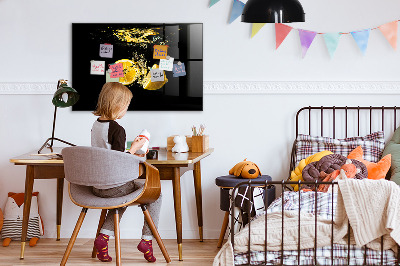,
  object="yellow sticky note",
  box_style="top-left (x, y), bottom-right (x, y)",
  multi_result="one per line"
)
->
top-left (153, 45), bottom-right (168, 59)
